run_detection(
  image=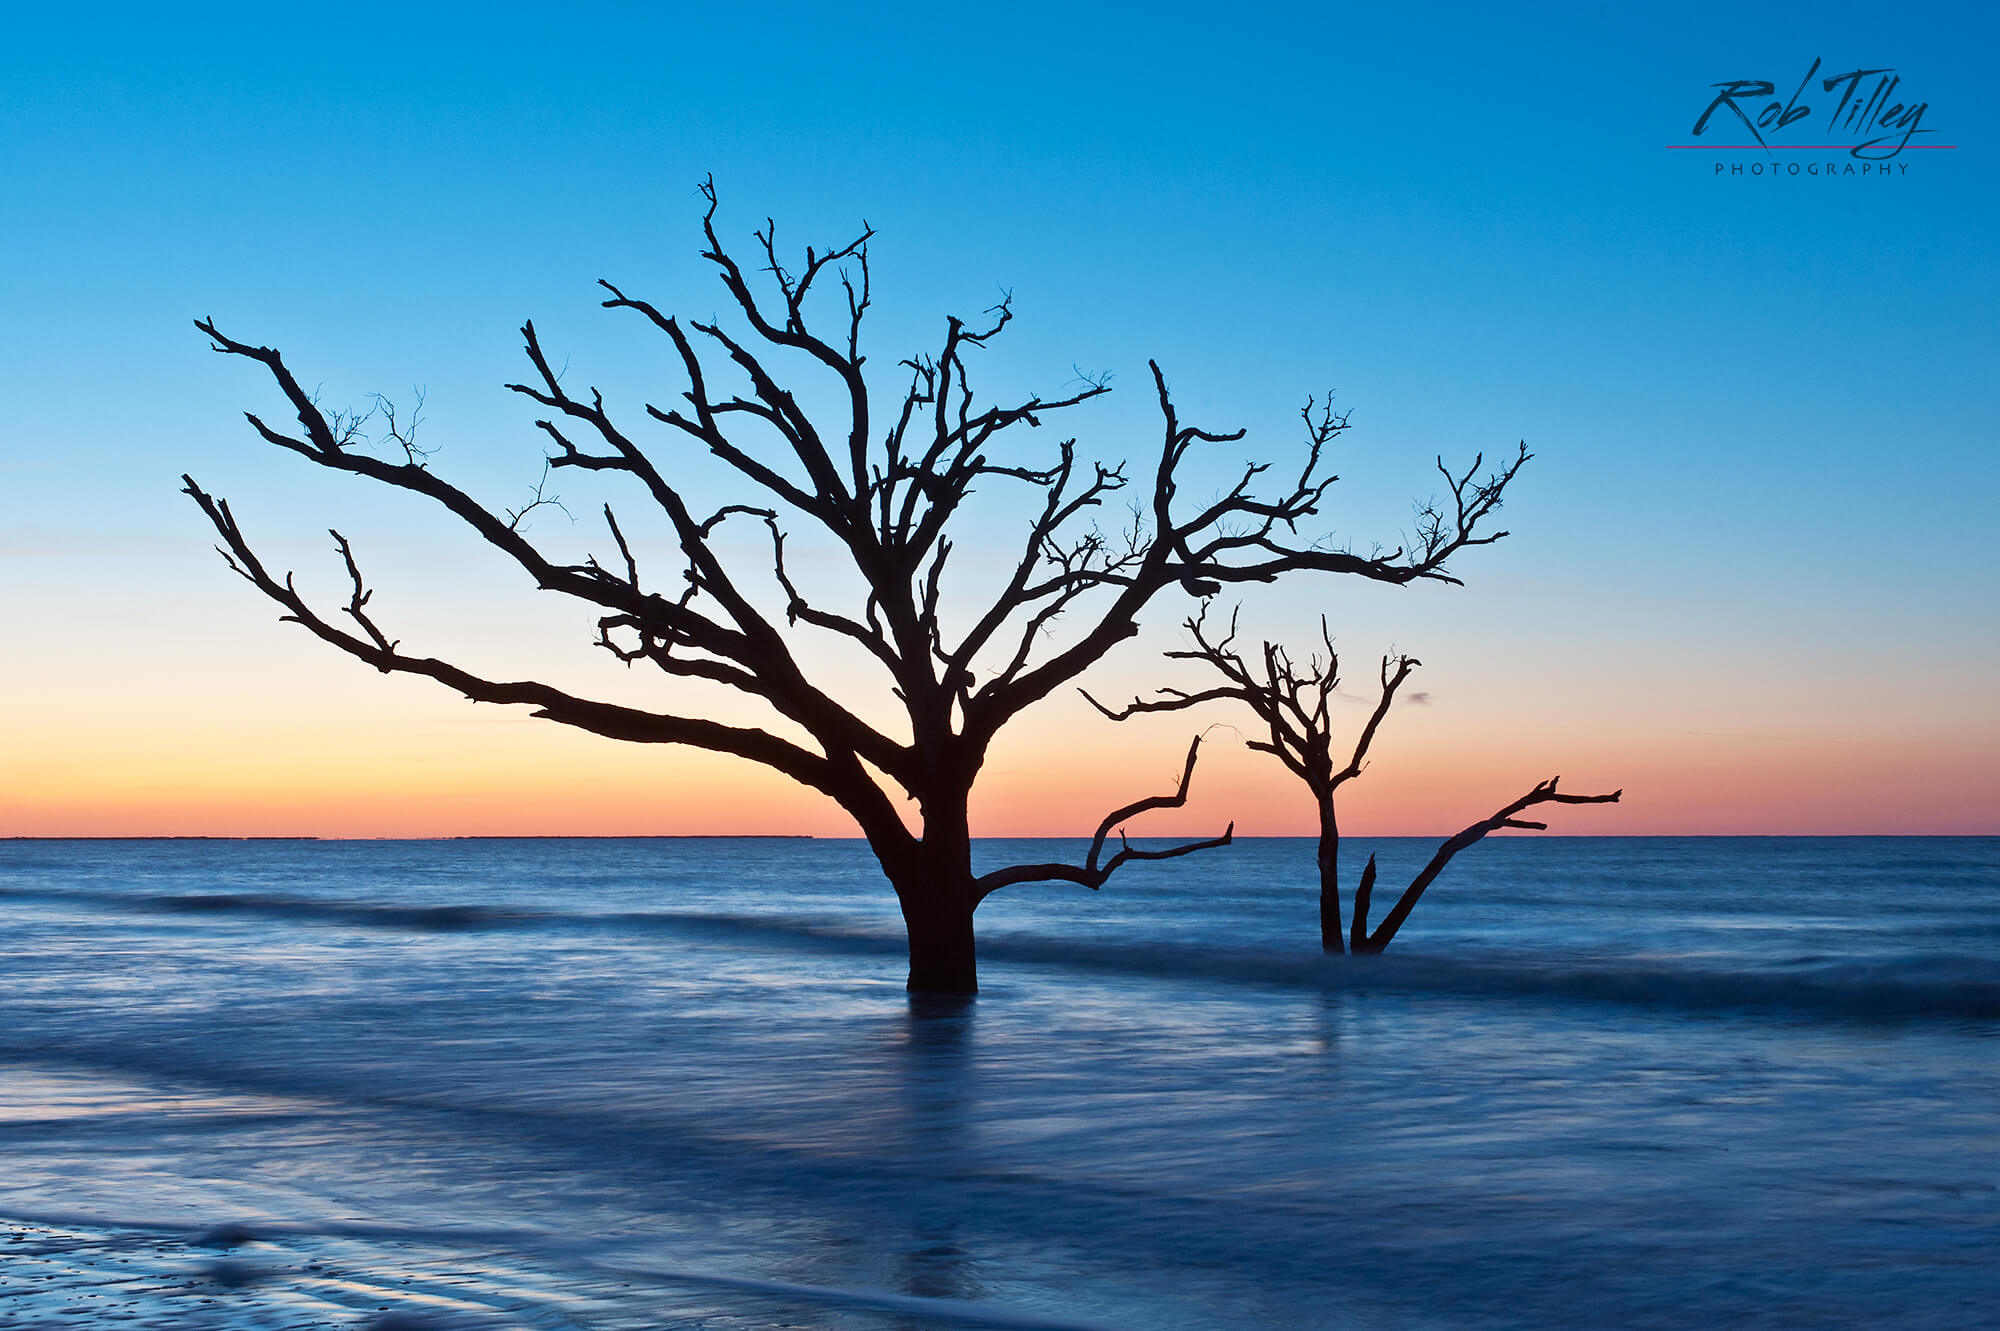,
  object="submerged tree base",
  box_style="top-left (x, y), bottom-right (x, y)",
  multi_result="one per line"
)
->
top-left (903, 921), bottom-right (980, 995)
